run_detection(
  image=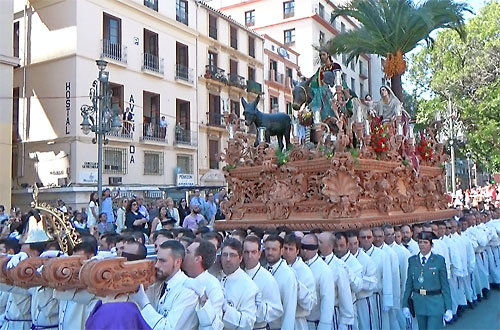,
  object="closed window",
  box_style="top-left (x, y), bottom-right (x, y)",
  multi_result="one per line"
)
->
top-left (209, 15), bottom-right (217, 40)
top-left (230, 26), bottom-right (238, 49)
top-left (284, 28), bottom-right (295, 45)
top-left (209, 140), bottom-right (219, 169)
top-left (144, 0), bottom-right (158, 11)
top-left (248, 66), bottom-right (256, 81)
top-left (13, 22), bottom-right (19, 58)
top-left (248, 36), bottom-right (255, 58)
top-left (104, 147), bottom-right (127, 174)
top-left (144, 151), bottom-right (164, 175)
top-left (245, 10), bottom-right (255, 26)
top-left (270, 96), bottom-right (279, 113)
top-left (283, 1), bottom-right (294, 18)
top-left (103, 13), bottom-right (121, 45)
top-left (176, 0), bottom-right (188, 25)
top-left (177, 155), bottom-right (193, 174)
